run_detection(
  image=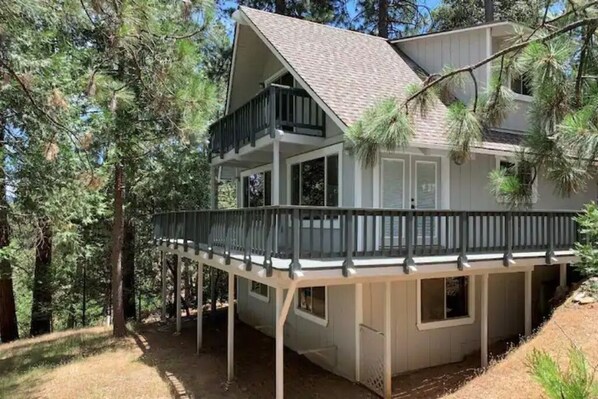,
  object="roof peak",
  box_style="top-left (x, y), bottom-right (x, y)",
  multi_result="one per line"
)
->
top-left (238, 6), bottom-right (389, 42)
